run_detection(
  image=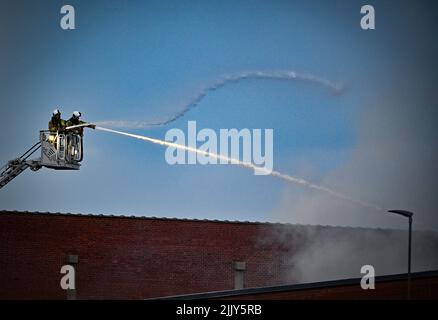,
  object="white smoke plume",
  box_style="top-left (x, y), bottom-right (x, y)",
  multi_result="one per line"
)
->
top-left (258, 225), bottom-right (438, 284)
top-left (95, 70), bottom-right (343, 129)
top-left (260, 62), bottom-right (438, 284)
